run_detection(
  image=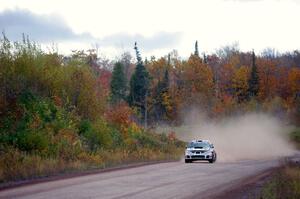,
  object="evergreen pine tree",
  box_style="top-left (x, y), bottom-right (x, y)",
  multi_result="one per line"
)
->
top-left (134, 42), bottom-right (142, 64)
top-left (153, 69), bottom-right (170, 121)
top-left (203, 53), bottom-right (208, 64)
top-left (128, 42), bottom-right (150, 125)
top-left (194, 40), bottom-right (199, 57)
top-left (161, 69), bottom-right (169, 93)
top-left (248, 50), bottom-right (259, 97)
top-left (110, 62), bottom-right (127, 104)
